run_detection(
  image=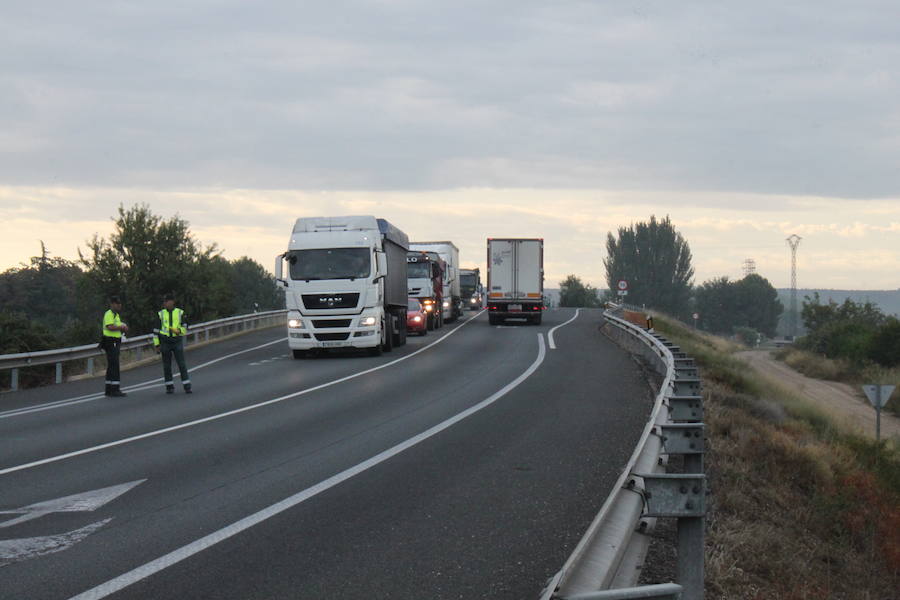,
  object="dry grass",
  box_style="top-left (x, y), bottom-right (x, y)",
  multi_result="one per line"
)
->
top-left (656, 316), bottom-right (900, 599)
top-left (775, 347), bottom-right (900, 415)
